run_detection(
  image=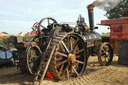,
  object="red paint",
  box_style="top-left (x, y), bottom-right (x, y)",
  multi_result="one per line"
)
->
top-left (99, 17), bottom-right (128, 41)
top-left (46, 72), bottom-right (53, 79)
